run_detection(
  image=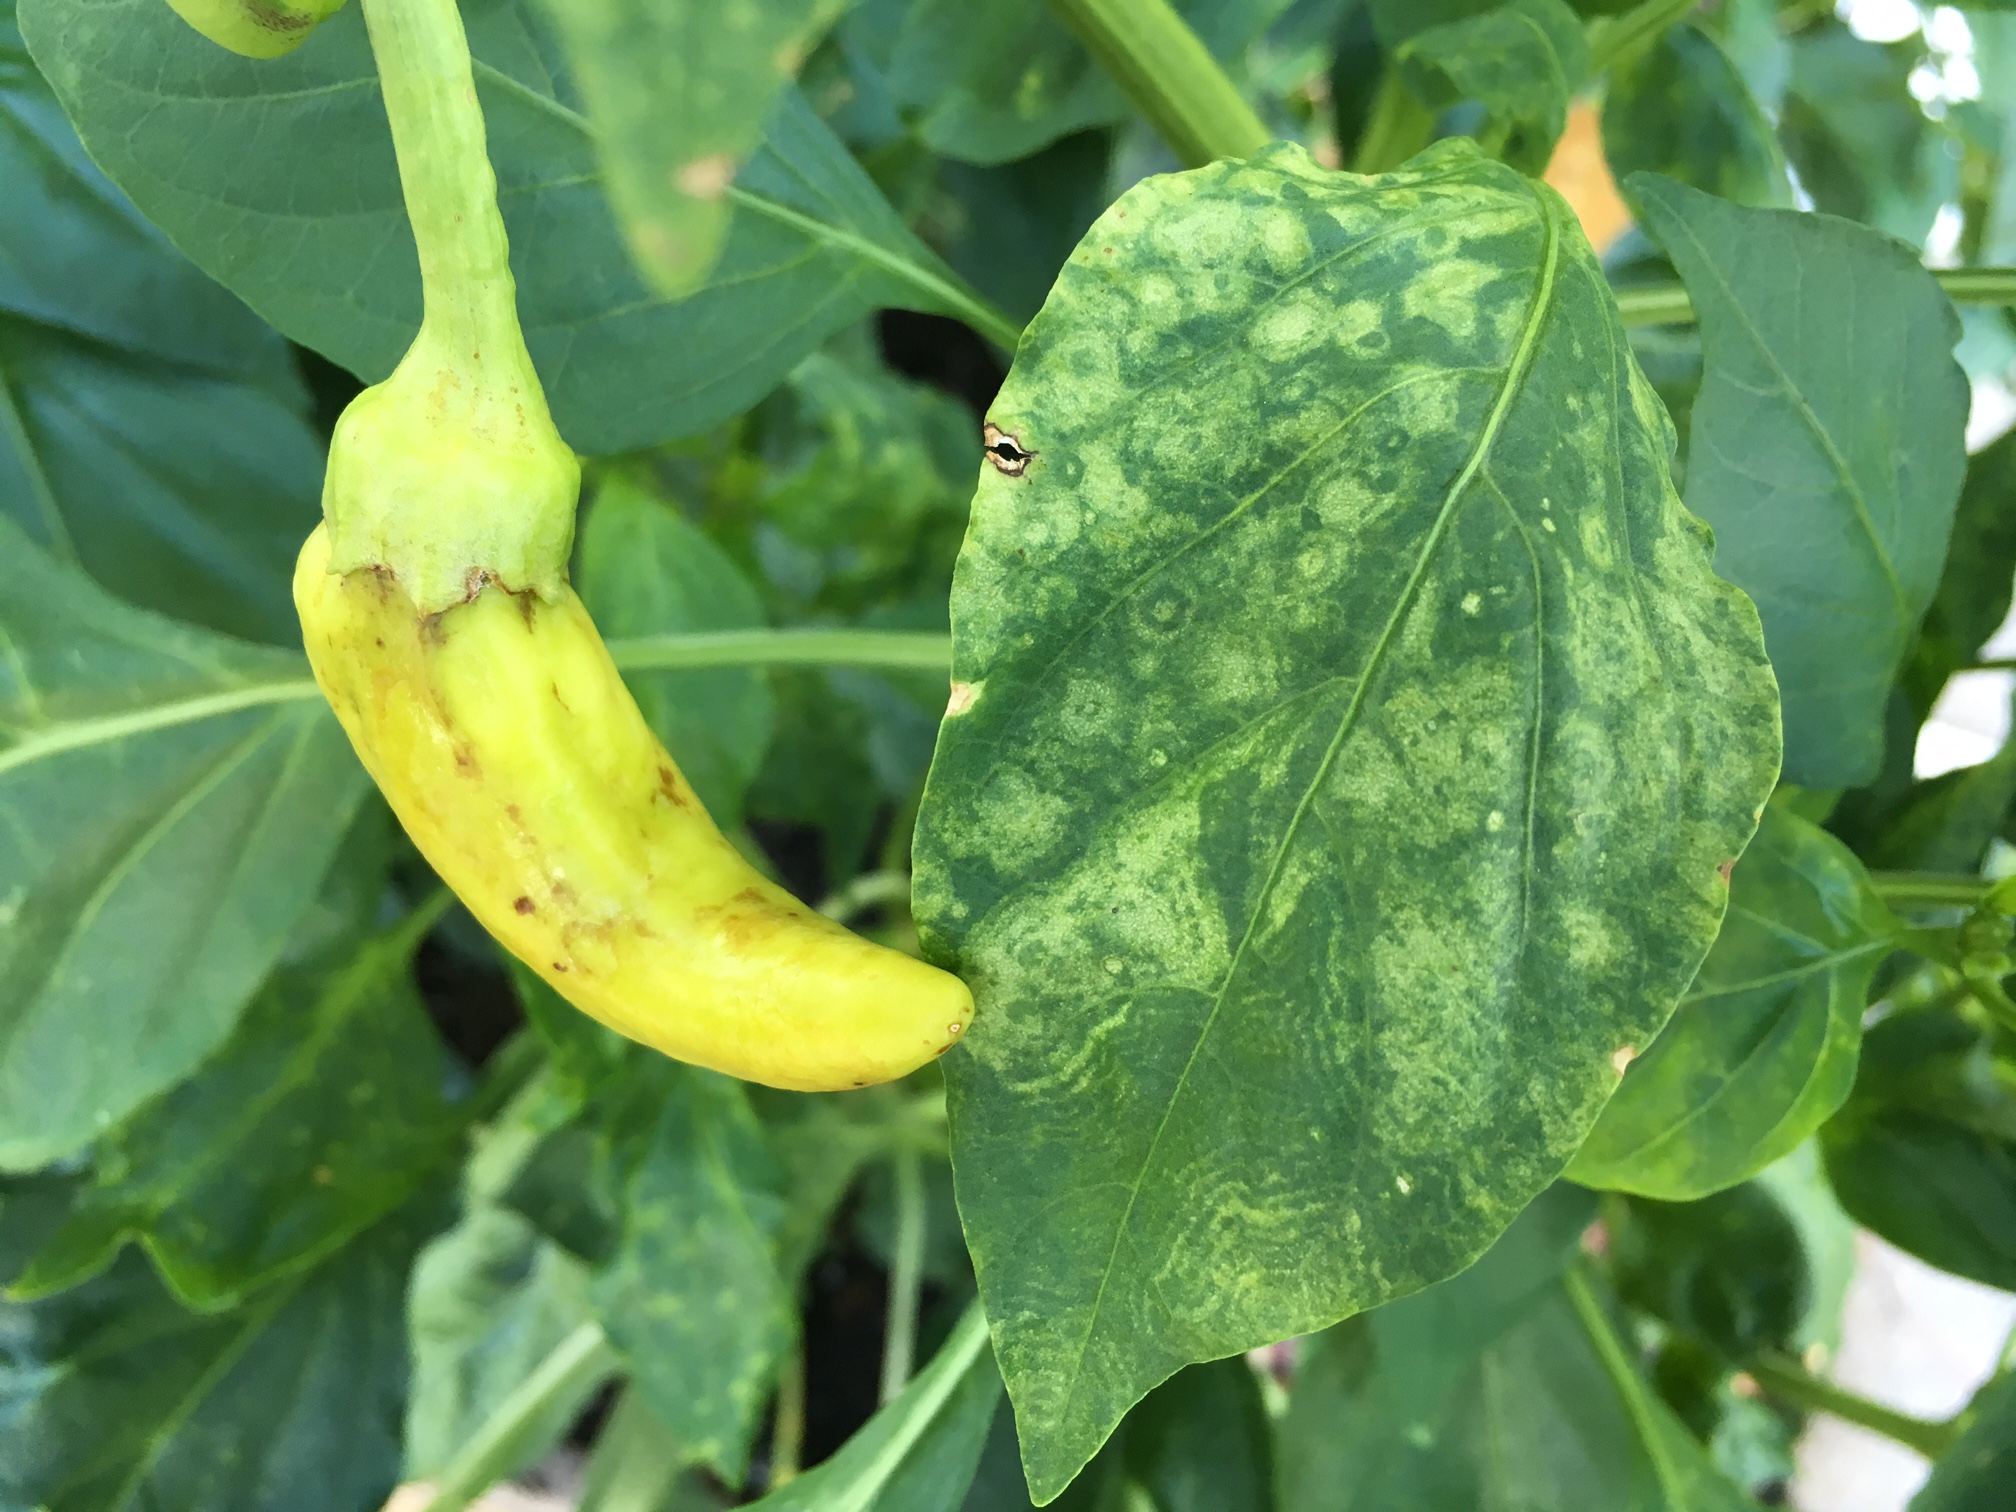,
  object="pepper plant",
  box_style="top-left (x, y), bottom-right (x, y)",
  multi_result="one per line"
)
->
top-left (3, 0), bottom-right (2016, 1509)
